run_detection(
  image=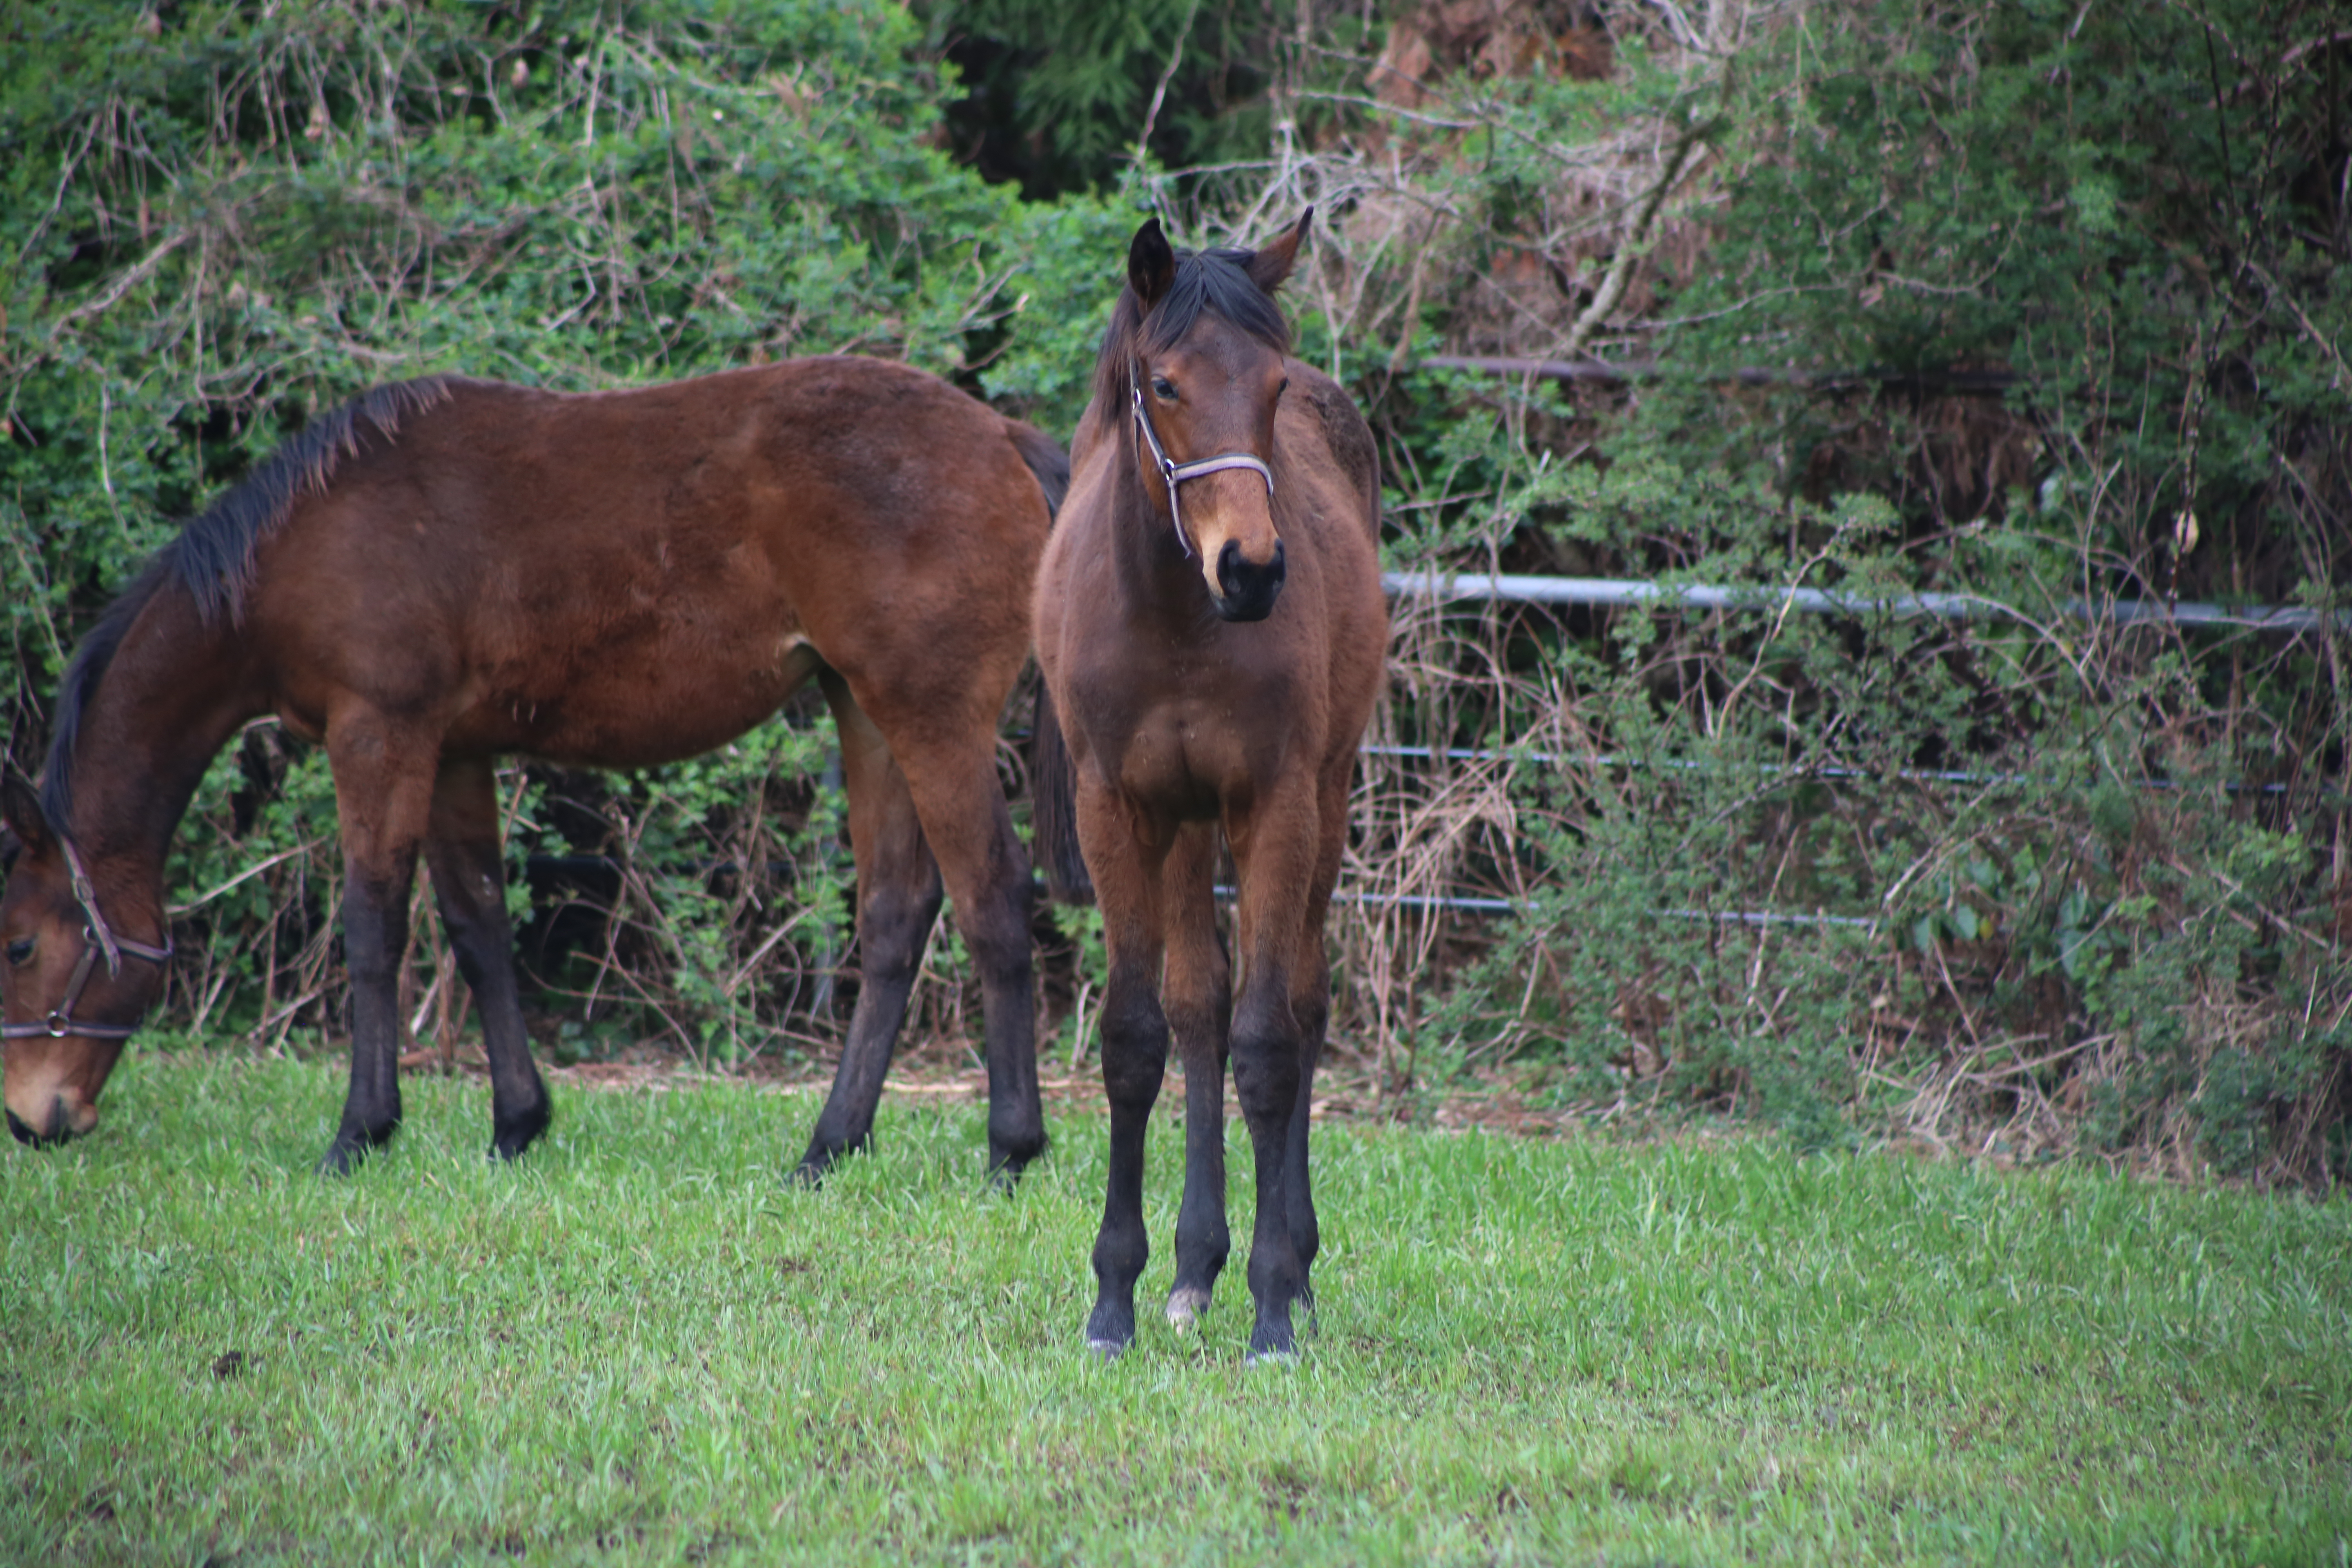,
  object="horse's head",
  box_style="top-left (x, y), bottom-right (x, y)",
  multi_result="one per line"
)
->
top-left (1, 778), bottom-right (161, 1146)
top-left (1123, 211), bottom-right (1311, 622)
